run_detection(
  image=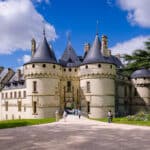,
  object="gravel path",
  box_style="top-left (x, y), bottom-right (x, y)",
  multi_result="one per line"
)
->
top-left (0, 115), bottom-right (150, 150)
